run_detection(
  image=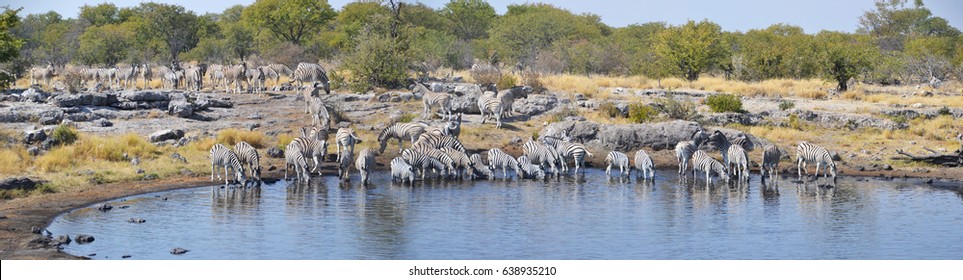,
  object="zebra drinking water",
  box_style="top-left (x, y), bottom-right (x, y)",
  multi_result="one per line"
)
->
top-left (605, 151), bottom-right (630, 177)
top-left (210, 144), bottom-right (247, 186)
